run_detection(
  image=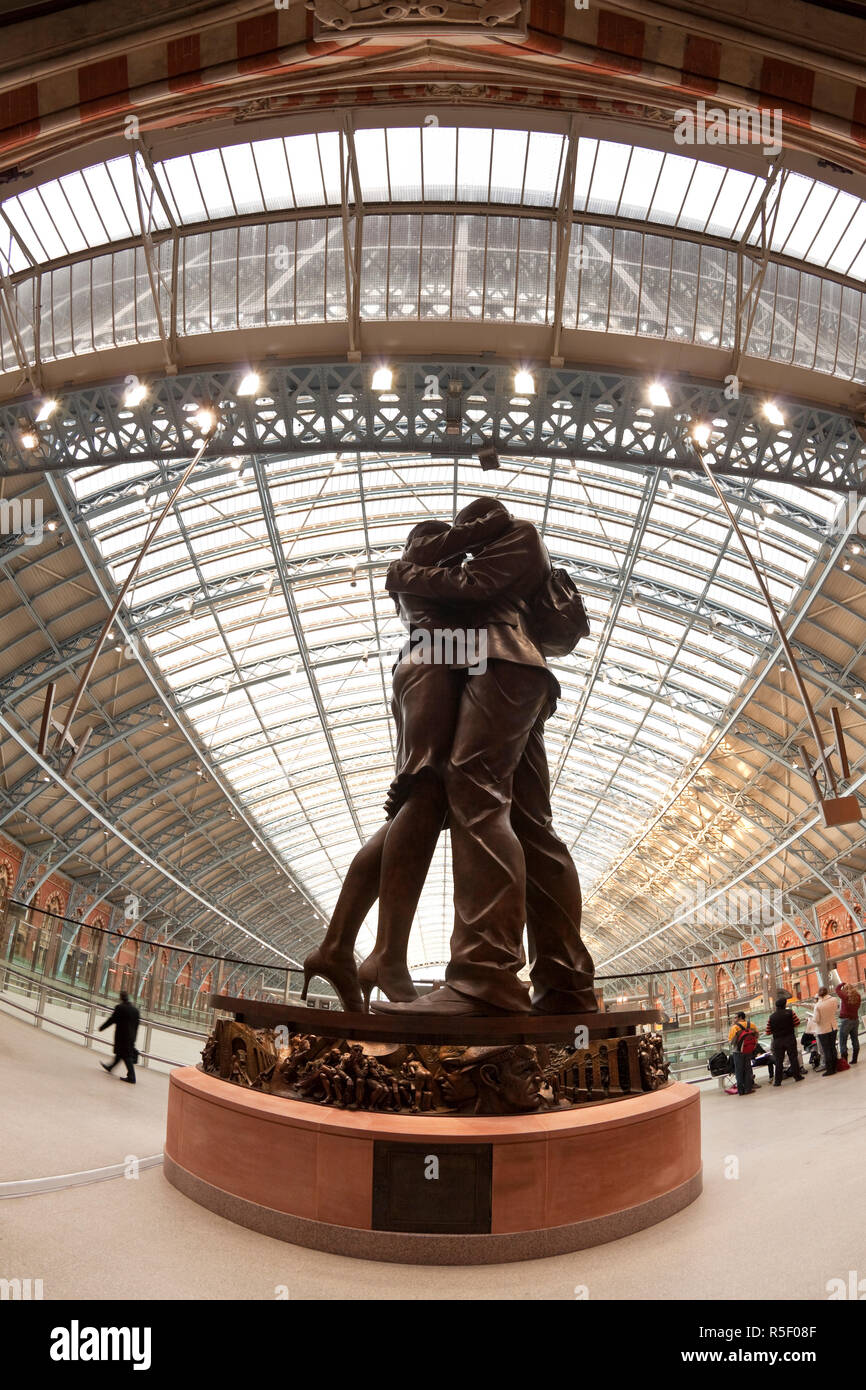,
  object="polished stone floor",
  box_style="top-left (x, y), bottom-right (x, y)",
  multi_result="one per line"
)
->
top-left (2, 1007), bottom-right (864, 1300)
